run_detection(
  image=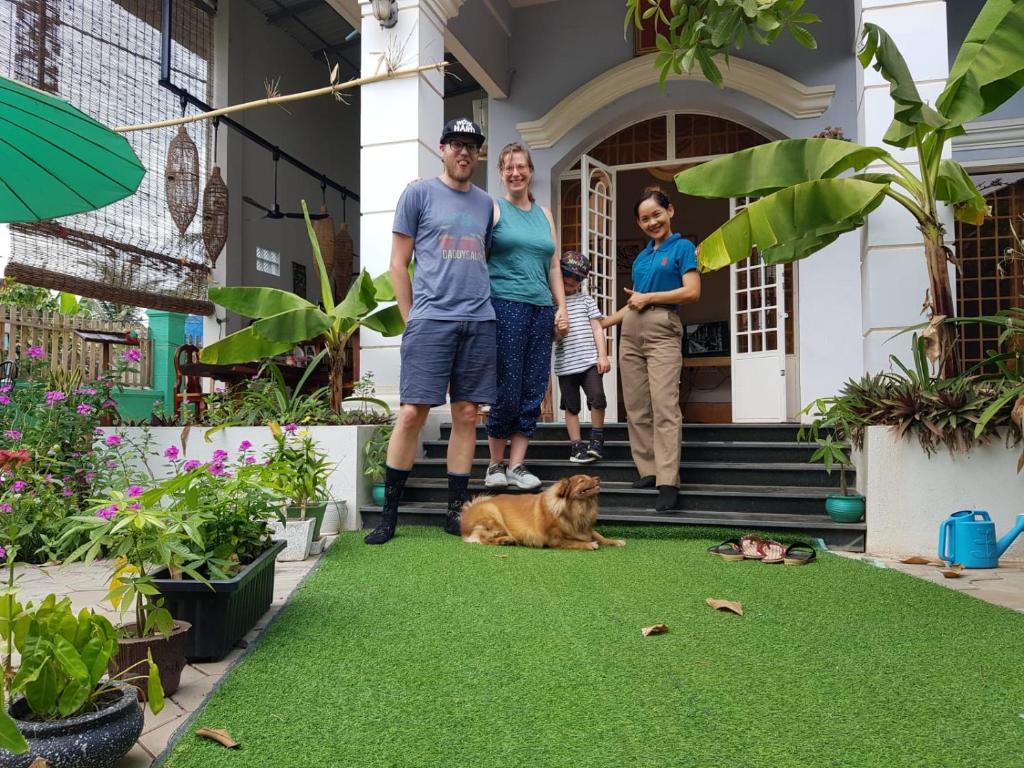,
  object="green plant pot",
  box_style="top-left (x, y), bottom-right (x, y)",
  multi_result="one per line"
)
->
top-left (371, 482), bottom-right (386, 506)
top-left (286, 502), bottom-right (328, 540)
top-left (825, 494), bottom-right (866, 523)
